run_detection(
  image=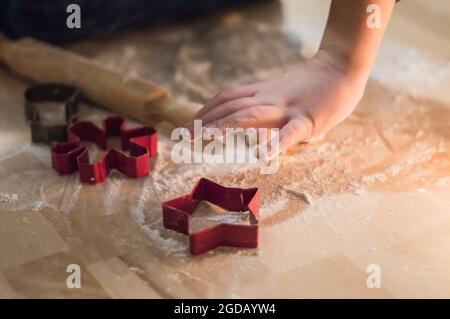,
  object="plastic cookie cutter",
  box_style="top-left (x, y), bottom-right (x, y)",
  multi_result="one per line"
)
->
top-left (25, 83), bottom-right (79, 144)
top-left (162, 178), bottom-right (260, 255)
top-left (51, 116), bottom-right (157, 184)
